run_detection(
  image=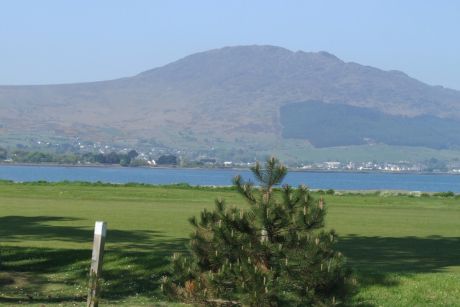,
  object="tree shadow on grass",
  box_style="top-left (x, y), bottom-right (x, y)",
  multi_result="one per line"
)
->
top-left (7, 217), bottom-right (460, 305)
top-left (338, 235), bottom-right (460, 288)
top-left (0, 215), bottom-right (164, 244)
top-left (0, 215), bottom-right (188, 305)
top-left (100, 239), bottom-right (189, 301)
